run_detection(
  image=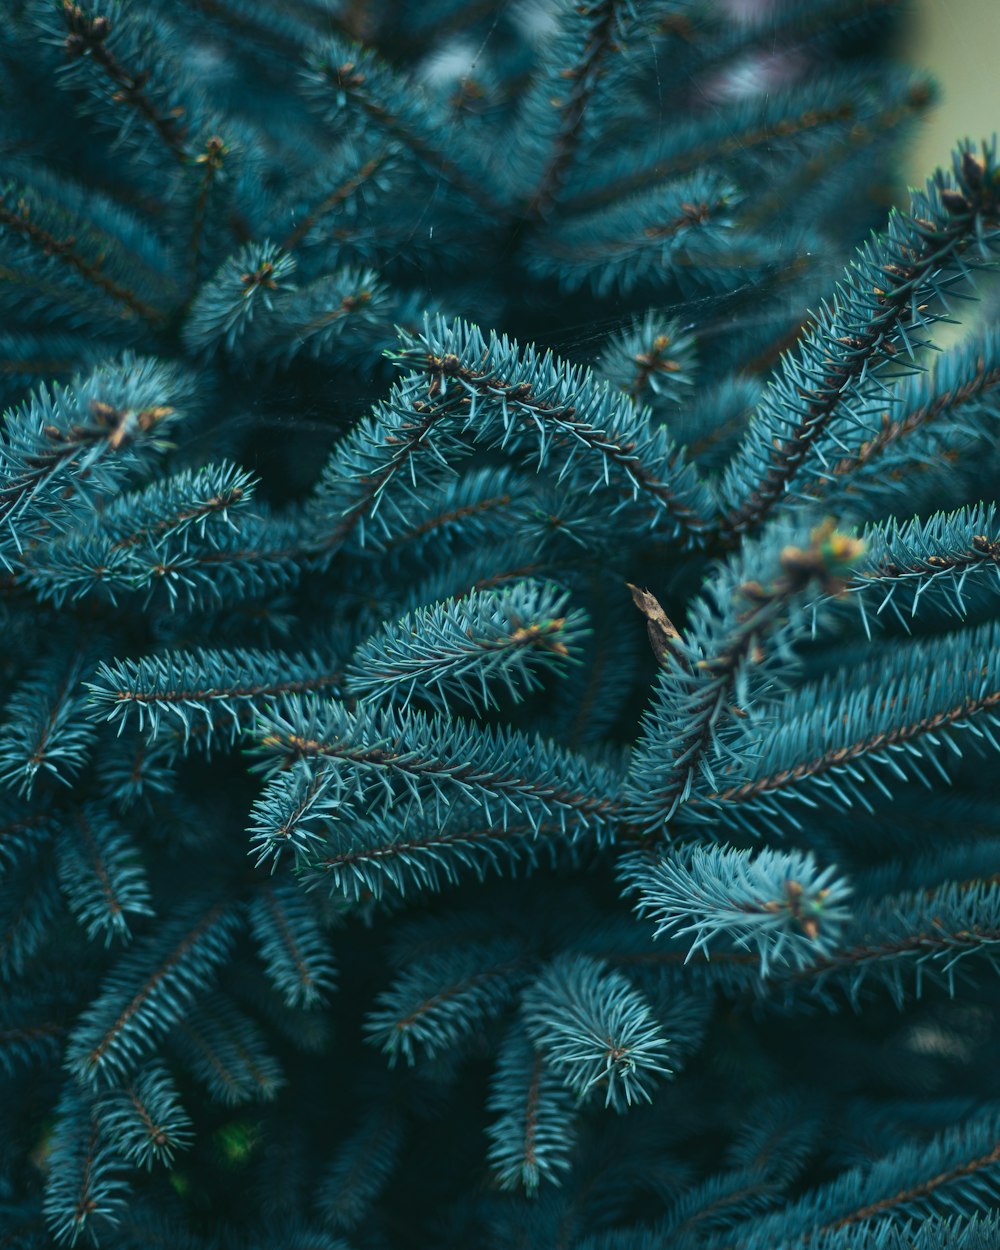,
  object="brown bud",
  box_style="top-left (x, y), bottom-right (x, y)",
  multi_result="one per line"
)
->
top-left (907, 81), bottom-right (933, 108)
top-left (961, 150), bottom-right (986, 192)
top-left (940, 189), bottom-right (971, 215)
top-left (240, 261), bottom-right (277, 291)
top-left (336, 63), bottom-right (365, 89)
top-left (737, 579), bottom-right (771, 604)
